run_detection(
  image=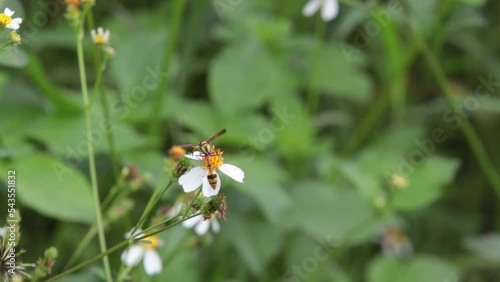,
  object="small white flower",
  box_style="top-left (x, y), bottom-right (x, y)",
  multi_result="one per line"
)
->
top-left (302, 0), bottom-right (339, 22)
top-left (0, 8), bottom-right (23, 30)
top-left (183, 214), bottom-right (220, 236)
top-left (90, 27), bottom-right (110, 45)
top-left (179, 150), bottom-right (244, 197)
top-left (121, 229), bottom-right (163, 276)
